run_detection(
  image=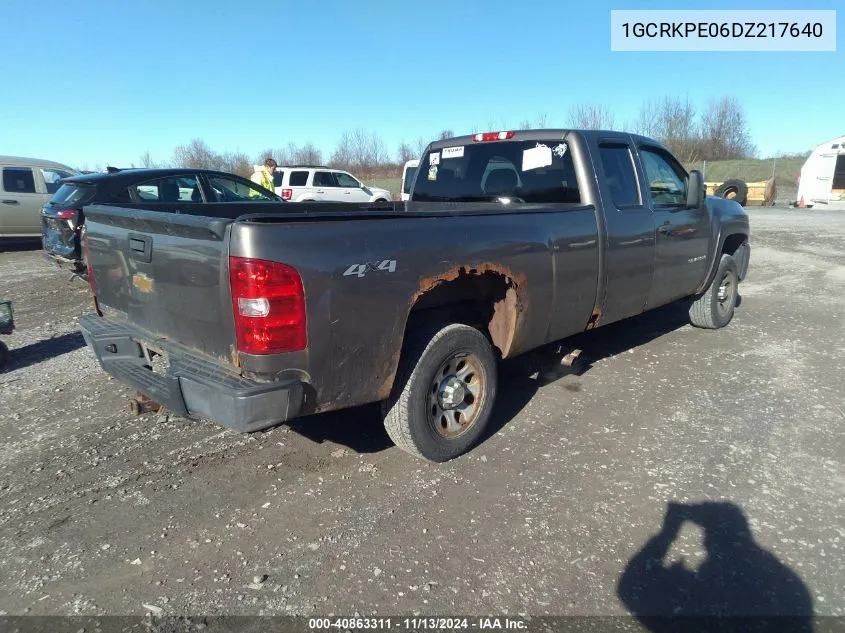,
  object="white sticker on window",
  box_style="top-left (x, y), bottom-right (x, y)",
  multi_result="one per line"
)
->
top-left (553, 143), bottom-right (568, 158)
top-left (522, 143), bottom-right (553, 171)
top-left (429, 152), bottom-right (440, 166)
top-left (427, 165), bottom-right (438, 181)
top-left (441, 146), bottom-right (464, 159)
